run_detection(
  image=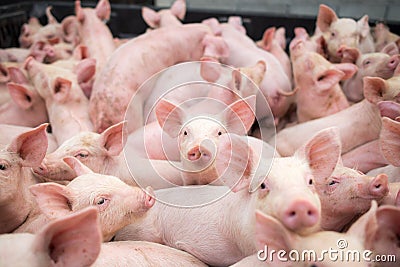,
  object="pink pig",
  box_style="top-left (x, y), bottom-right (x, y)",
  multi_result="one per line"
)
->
top-left (0, 124), bottom-right (48, 234)
top-left (115, 128), bottom-right (341, 266)
top-left (24, 56), bottom-right (94, 145)
top-left (373, 22), bottom-right (400, 52)
top-left (142, 0), bottom-right (186, 28)
top-left (290, 39), bottom-right (356, 122)
top-left (316, 4), bottom-right (375, 63)
top-left (21, 157), bottom-right (155, 242)
top-left (339, 42), bottom-right (400, 102)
